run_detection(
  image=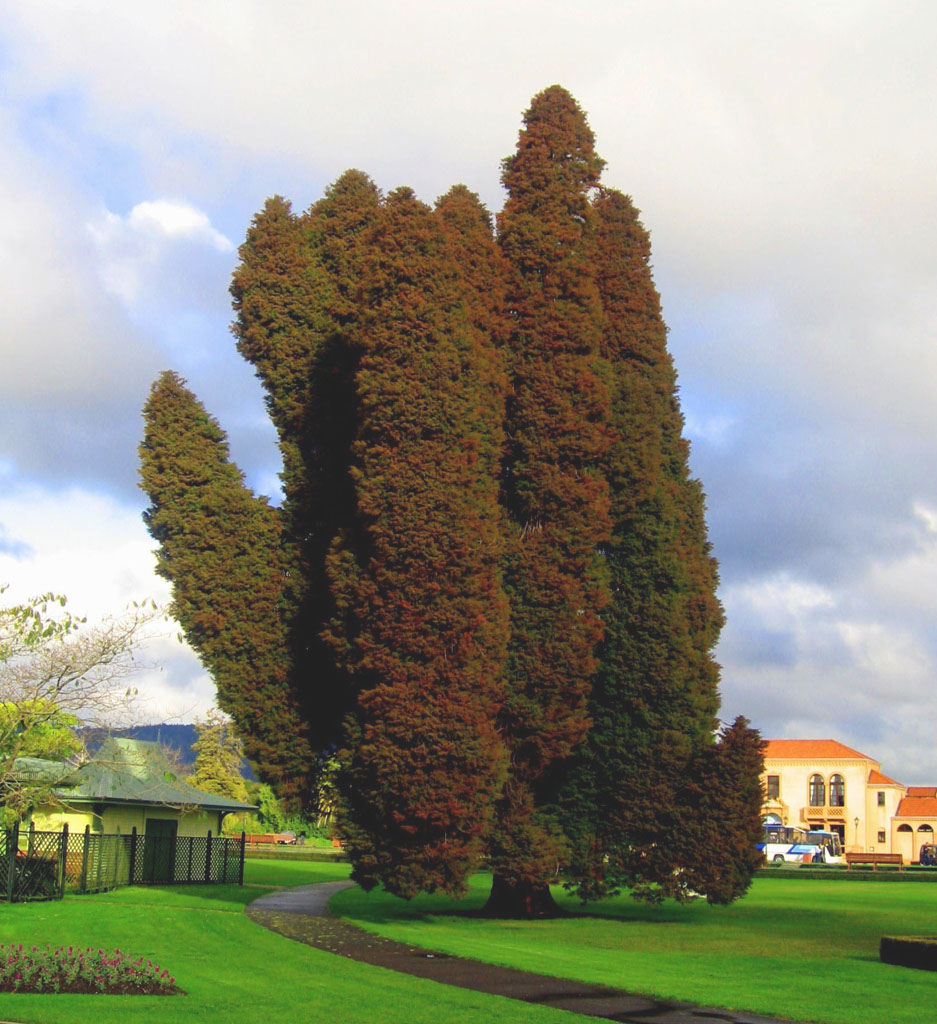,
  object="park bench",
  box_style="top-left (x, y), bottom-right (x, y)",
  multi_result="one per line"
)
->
top-left (844, 852), bottom-right (904, 871)
top-left (244, 833), bottom-right (295, 846)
